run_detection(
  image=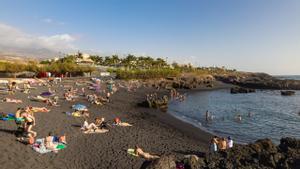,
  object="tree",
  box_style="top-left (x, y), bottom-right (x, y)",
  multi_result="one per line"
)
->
top-left (90, 55), bottom-right (104, 65)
